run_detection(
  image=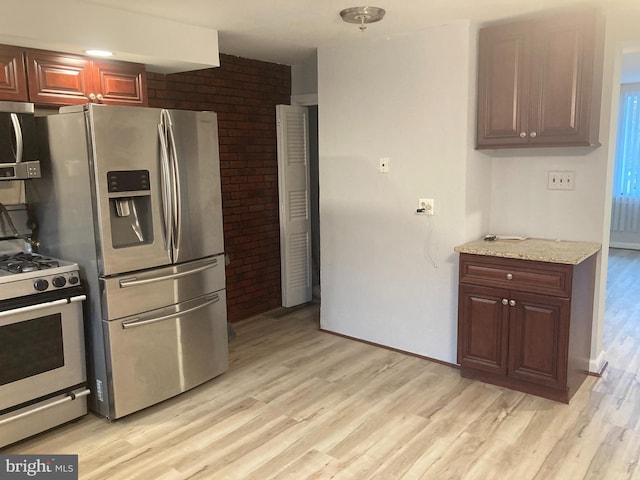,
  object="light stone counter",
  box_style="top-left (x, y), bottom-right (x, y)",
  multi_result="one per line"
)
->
top-left (454, 238), bottom-right (601, 265)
